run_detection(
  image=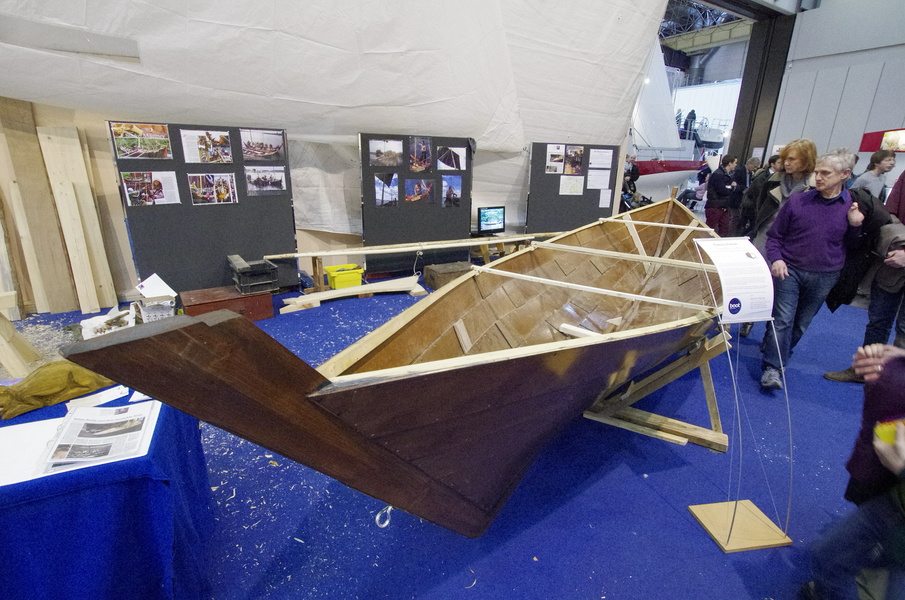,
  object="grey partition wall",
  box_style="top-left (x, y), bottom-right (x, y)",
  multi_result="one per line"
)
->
top-left (109, 122), bottom-right (297, 293)
top-left (359, 133), bottom-right (473, 274)
top-left (525, 142), bottom-right (620, 233)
